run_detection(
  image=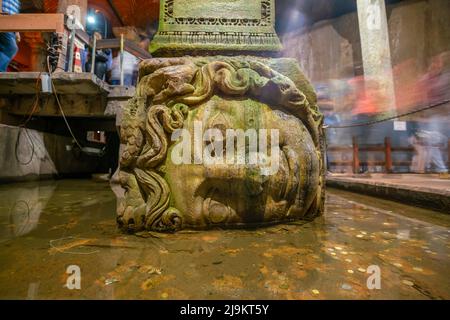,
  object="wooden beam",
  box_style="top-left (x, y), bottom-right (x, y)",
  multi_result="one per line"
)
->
top-left (358, 145), bottom-right (385, 152)
top-left (106, 0), bottom-right (125, 26)
top-left (0, 14), bottom-right (65, 33)
top-left (327, 146), bottom-right (353, 152)
top-left (94, 39), bottom-right (152, 60)
top-left (75, 29), bottom-right (90, 45)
